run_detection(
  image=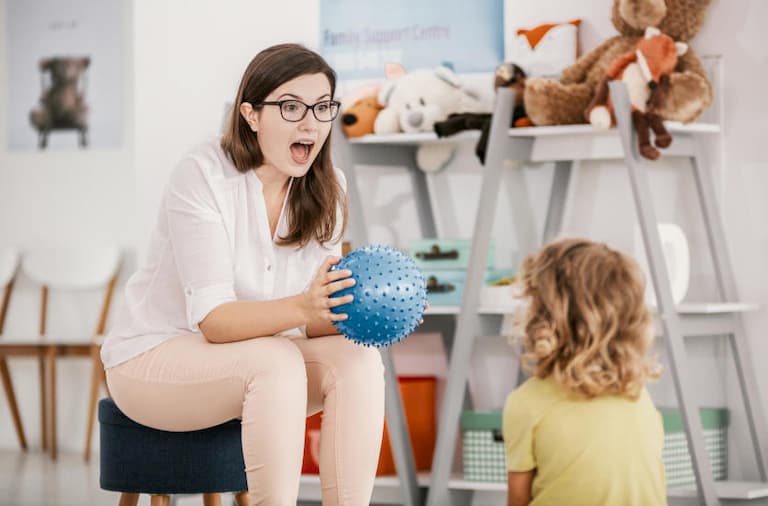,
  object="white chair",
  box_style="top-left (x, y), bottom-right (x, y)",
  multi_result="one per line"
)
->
top-left (0, 248), bottom-right (29, 451)
top-left (1, 247), bottom-right (121, 460)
